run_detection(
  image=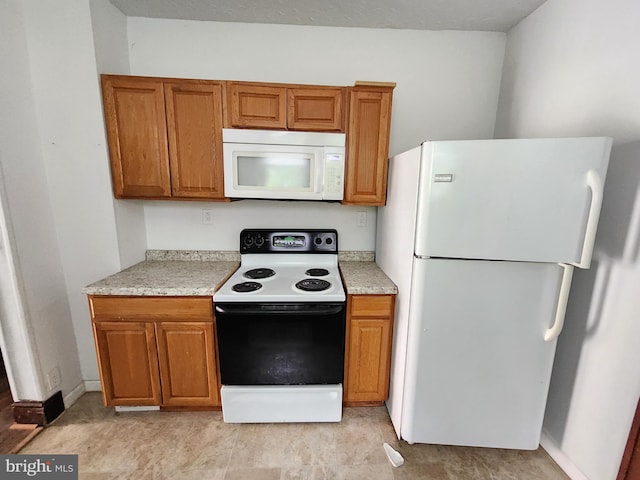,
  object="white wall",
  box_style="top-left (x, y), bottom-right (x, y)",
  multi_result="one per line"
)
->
top-left (0, 0), bottom-right (84, 402)
top-left (89, 0), bottom-right (148, 270)
top-left (127, 19), bottom-right (507, 249)
top-left (496, 1), bottom-right (640, 479)
top-left (144, 201), bottom-right (377, 251)
top-left (496, 0), bottom-right (640, 142)
top-left (19, 0), bottom-right (127, 386)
